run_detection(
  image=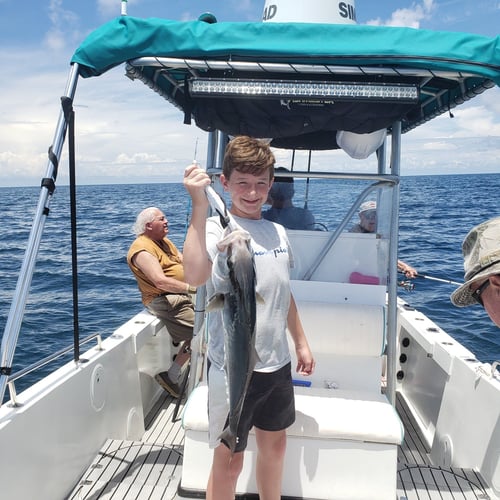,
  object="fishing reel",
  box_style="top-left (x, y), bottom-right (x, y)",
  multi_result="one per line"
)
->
top-left (398, 280), bottom-right (415, 291)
